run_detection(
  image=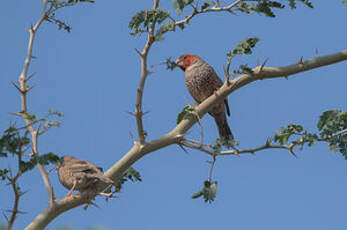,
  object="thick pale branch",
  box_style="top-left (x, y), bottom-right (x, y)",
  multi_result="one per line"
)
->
top-left (26, 49), bottom-right (347, 230)
top-left (172, 50), bottom-right (347, 137)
